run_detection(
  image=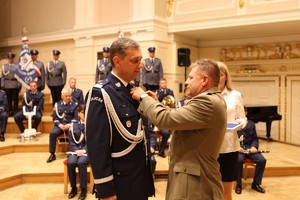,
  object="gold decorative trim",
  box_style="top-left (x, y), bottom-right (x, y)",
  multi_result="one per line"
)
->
top-left (239, 0), bottom-right (245, 9)
top-left (220, 43), bottom-right (300, 61)
top-left (167, 0), bottom-right (174, 17)
top-left (236, 65), bottom-right (266, 73)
